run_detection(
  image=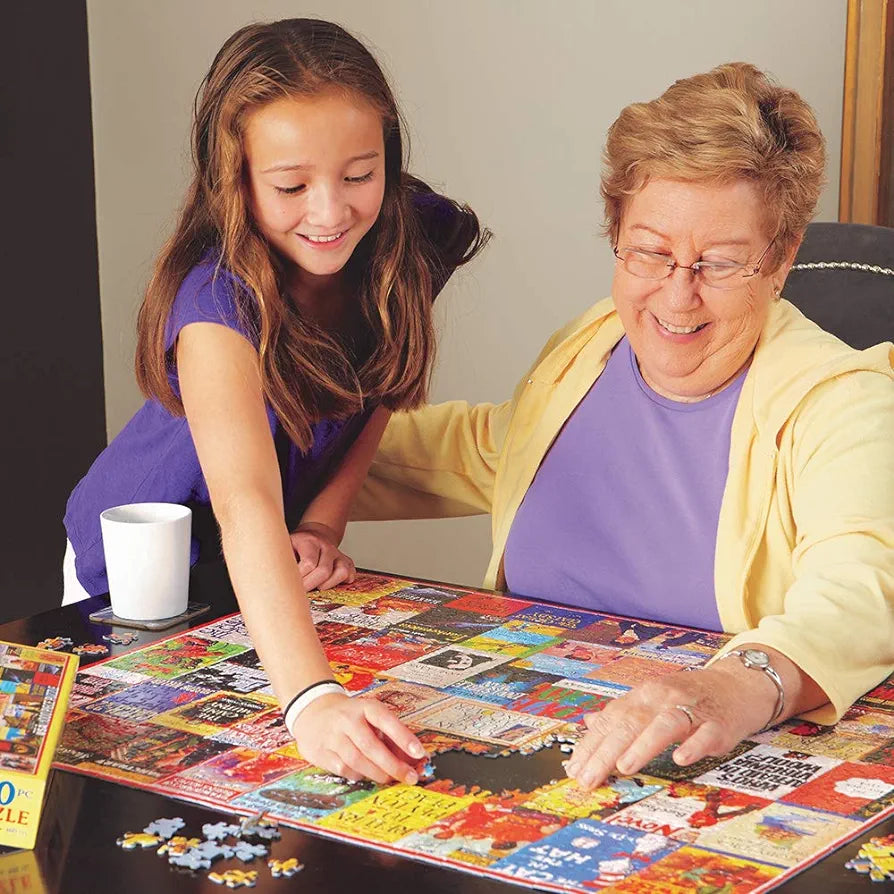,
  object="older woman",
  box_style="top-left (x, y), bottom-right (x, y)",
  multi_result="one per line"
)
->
top-left (353, 63), bottom-right (894, 789)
